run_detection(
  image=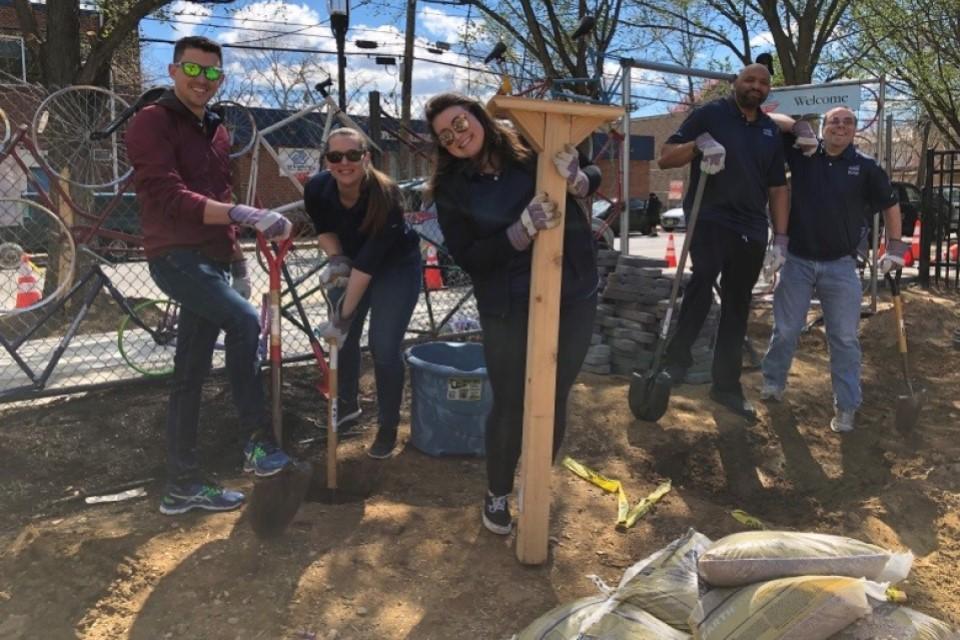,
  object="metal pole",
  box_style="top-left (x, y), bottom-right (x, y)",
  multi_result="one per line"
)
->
top-left (870, 75), bottom-right (886, 314)
top-left (620, 60), bottom-right (631, 256)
